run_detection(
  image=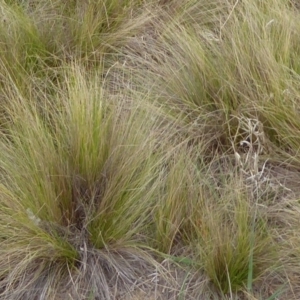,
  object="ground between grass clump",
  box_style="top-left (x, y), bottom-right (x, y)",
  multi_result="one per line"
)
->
top-left (0, 0), bottom-right (300, 299)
